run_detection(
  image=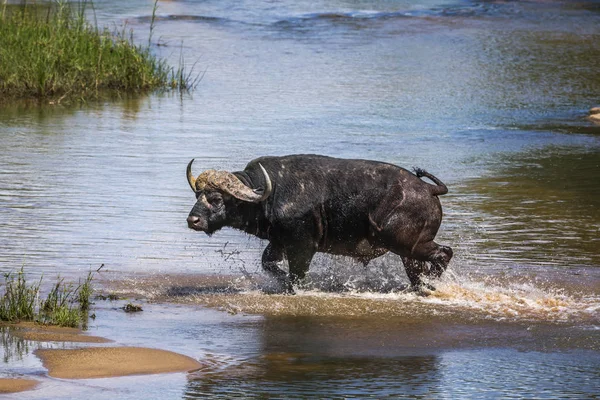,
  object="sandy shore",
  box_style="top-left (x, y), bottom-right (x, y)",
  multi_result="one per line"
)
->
top-left (36, 347), bottom-right (202, 379)
top-left (4, 322), bottom-right (202, 381)
top-left (0, 378), bottom-right (39, 394)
